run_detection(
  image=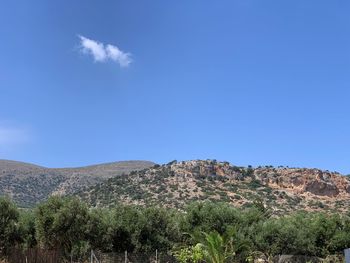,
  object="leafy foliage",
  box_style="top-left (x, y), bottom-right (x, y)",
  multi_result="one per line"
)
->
top-left (35, 197), bottom-right (90, 257)
top-left (0, 198), bottom-right (20, 255)
top-left (192, 230), bottom-right (236, 263)
top-left (0, 197), bottom-right (350, 261)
